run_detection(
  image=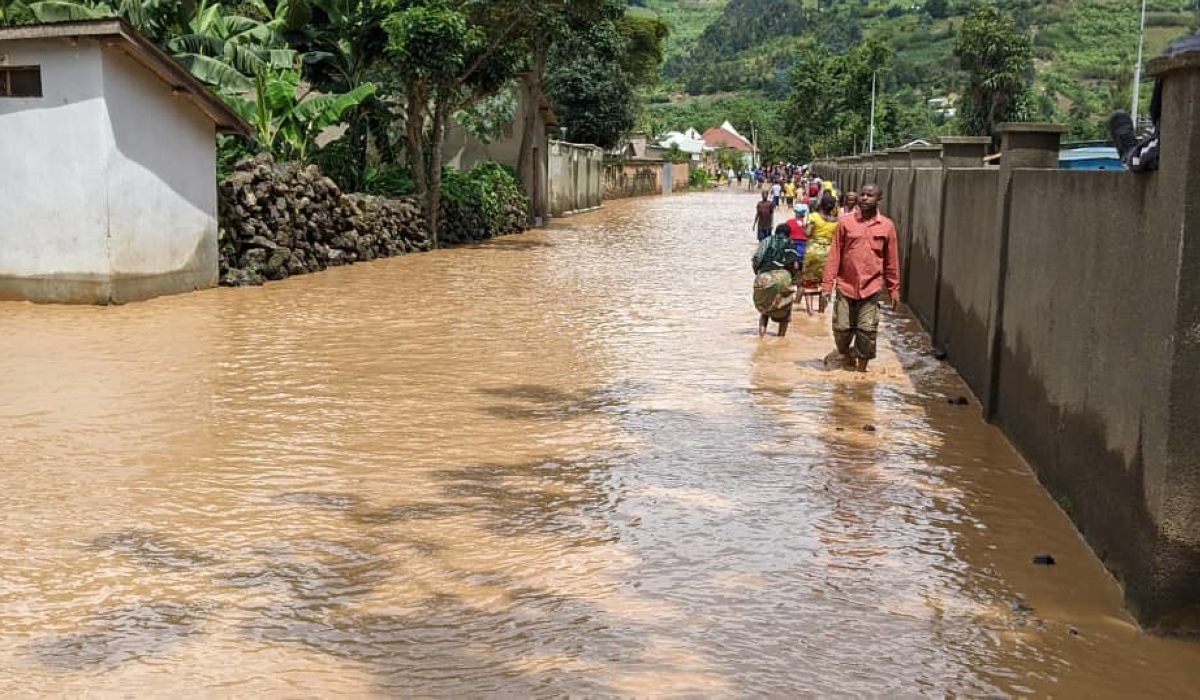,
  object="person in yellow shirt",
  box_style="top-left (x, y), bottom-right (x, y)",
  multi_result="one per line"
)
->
top-left (783, 181), bottom-right (796, 209)
top-left (801, 193), bottom-right (841, 312)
